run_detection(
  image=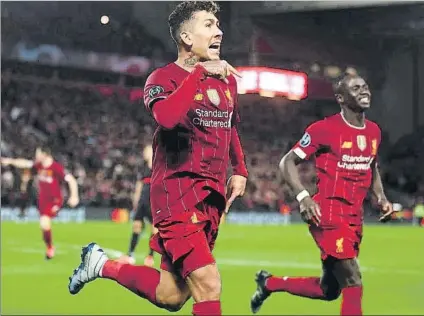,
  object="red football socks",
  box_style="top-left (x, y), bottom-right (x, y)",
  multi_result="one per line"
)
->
top-left (266, 276), bottom-right (326, 299)
top-left (101, 260), bottom-right (160, 305)
top-left (341, 286), bottom-right (363, 315)
top-left (192, 300), bottom-right (221, 316)
top-left (42, 229), bottom-right (53, 248)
